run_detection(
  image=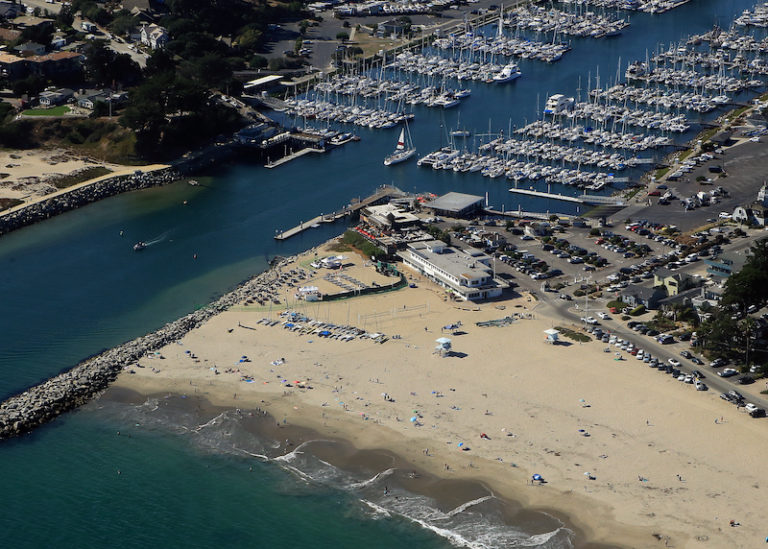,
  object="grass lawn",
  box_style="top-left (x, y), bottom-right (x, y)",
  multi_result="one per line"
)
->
top-left (22, 105), bottom-right (71, 116)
